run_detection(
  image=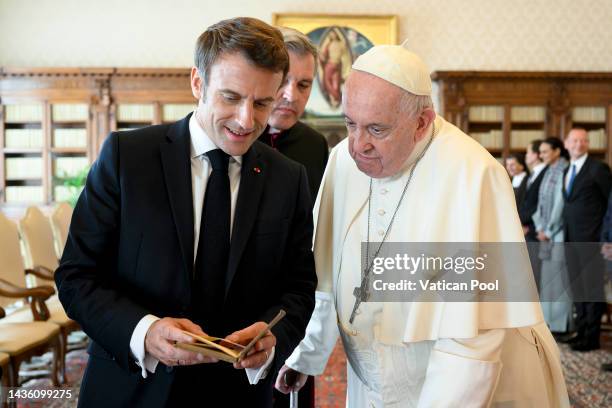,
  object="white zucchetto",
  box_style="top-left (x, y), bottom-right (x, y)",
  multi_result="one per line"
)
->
top-left (352, 40), bottom-right (432, 96)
